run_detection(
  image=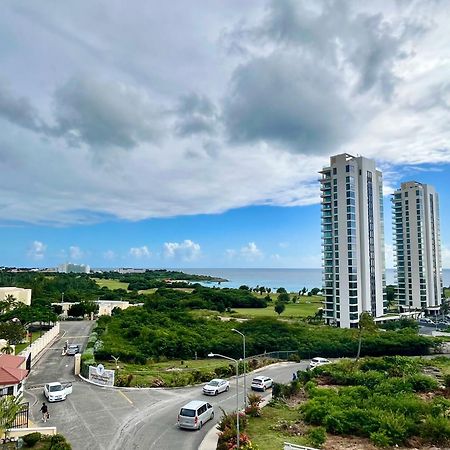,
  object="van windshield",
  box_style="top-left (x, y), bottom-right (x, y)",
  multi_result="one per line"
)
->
top-left (180, 408), bottom-right (195, 417)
